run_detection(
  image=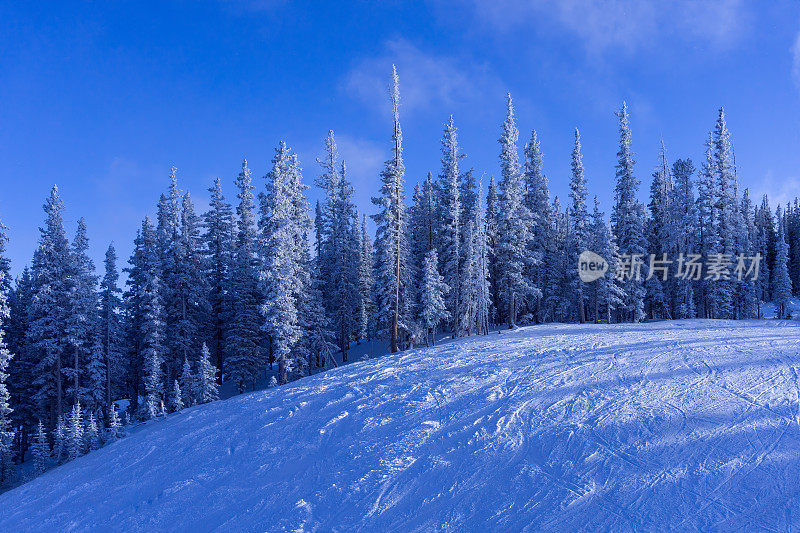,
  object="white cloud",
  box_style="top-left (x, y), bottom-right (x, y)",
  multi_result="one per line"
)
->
top-left (343, 39), bottom-right (502, 116)
top-left (465, 0), bottom-right (746, 55)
